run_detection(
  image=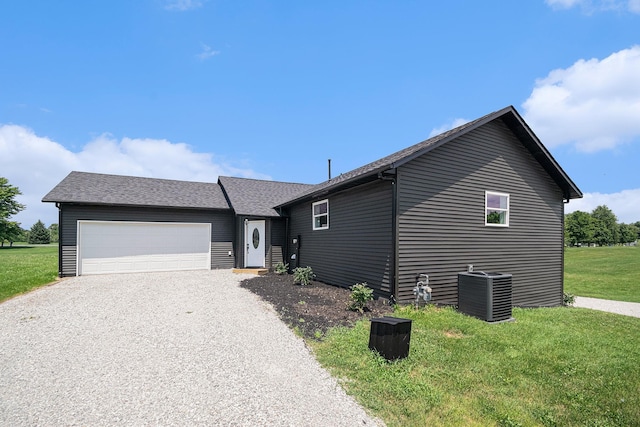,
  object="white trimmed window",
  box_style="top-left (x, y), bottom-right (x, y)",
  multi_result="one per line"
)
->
top-left (485, 191), bottom-right (509, 227)
top-left (312, 199), bottom-right (329, 230)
